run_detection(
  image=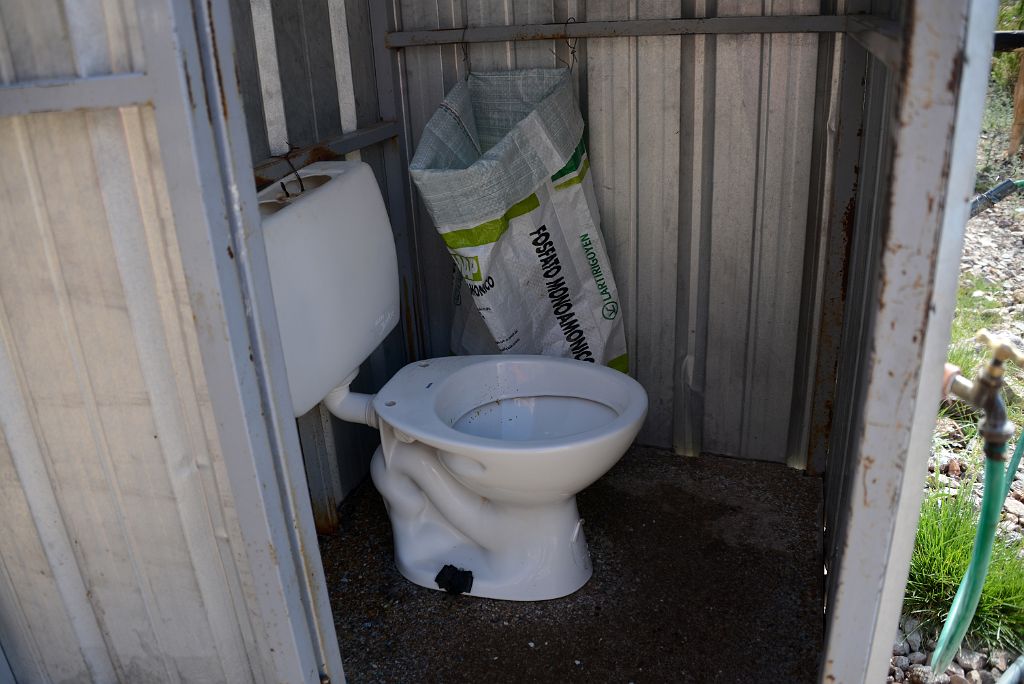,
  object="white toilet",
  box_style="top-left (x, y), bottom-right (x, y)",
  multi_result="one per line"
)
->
top-left (259, 161), bottom-right (648, 601)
